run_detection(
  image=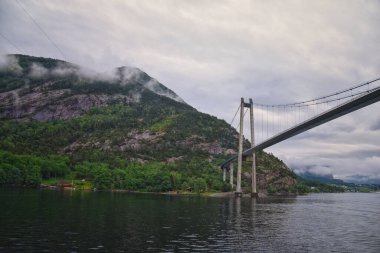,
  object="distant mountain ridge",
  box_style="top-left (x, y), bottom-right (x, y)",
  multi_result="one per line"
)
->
top-left (297, 171), bottom-right (346, 185)
top-left (297, 171), bottom-right (380, 192)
